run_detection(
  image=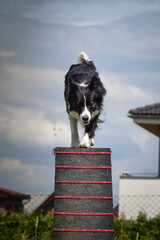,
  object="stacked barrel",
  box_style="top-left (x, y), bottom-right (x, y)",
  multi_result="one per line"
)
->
top-left (53, 147), bottom-right (114, 240)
